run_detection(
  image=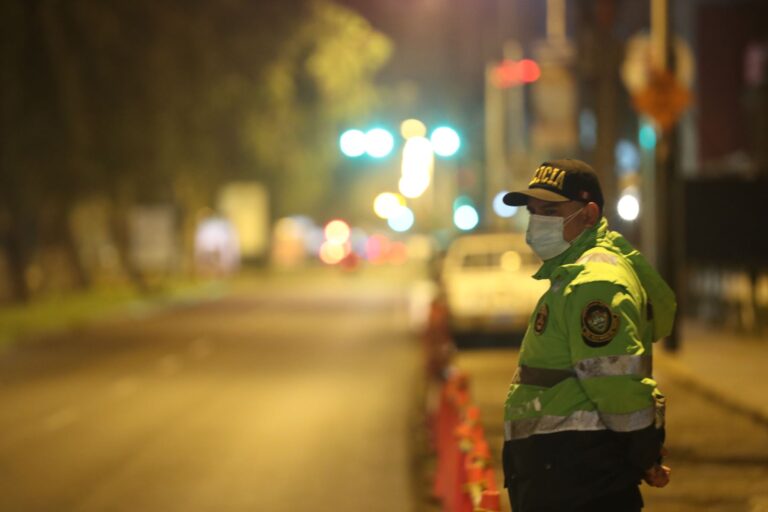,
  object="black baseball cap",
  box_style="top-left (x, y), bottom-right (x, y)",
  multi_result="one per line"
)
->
top-left (502, 159), bottom-right (604, 212)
